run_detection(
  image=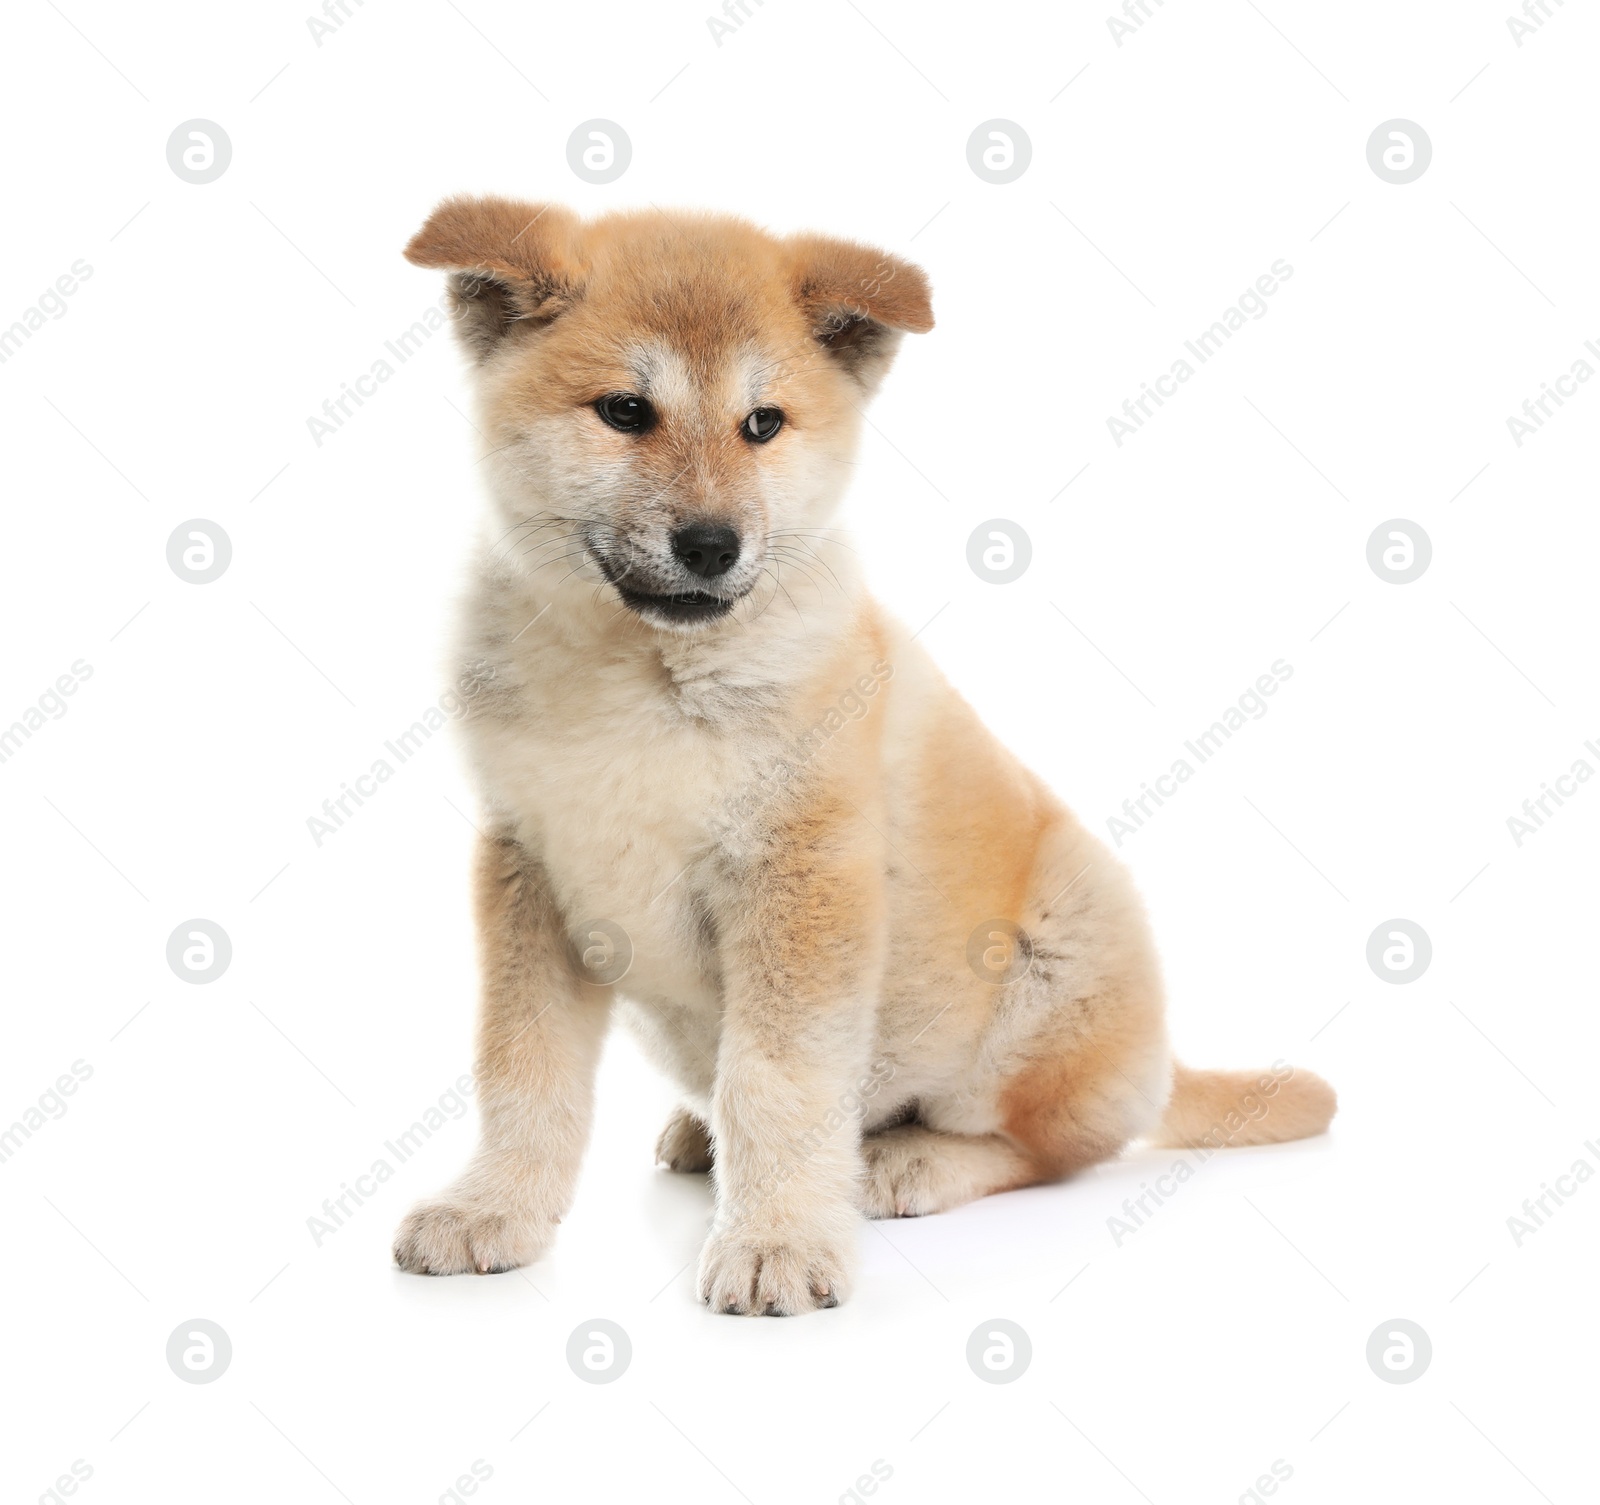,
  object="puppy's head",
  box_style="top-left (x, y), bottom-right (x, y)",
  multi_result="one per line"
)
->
top-left (405, 198), bottom-right (932, 631)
